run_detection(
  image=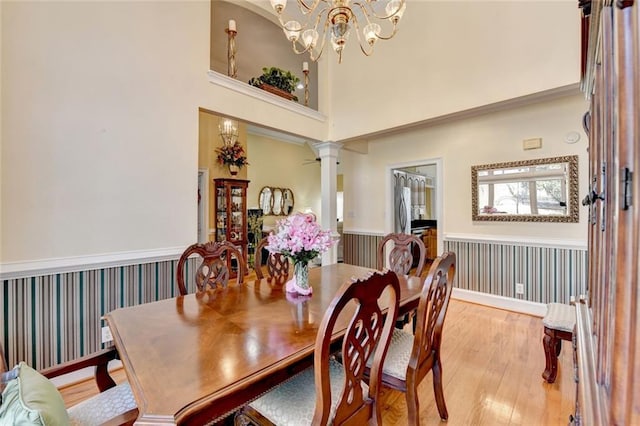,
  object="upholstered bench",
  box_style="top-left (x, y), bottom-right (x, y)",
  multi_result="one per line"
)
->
top-left (542, 303), bottom-right (576, 383)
